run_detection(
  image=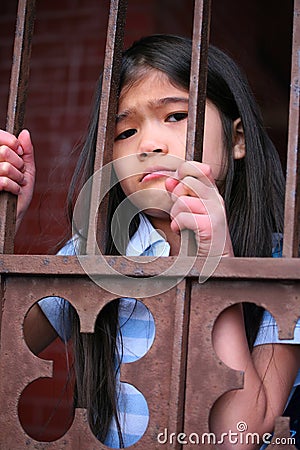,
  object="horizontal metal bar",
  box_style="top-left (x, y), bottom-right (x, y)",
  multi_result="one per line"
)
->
top-left (0, 255), bottom-right (300, 279)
